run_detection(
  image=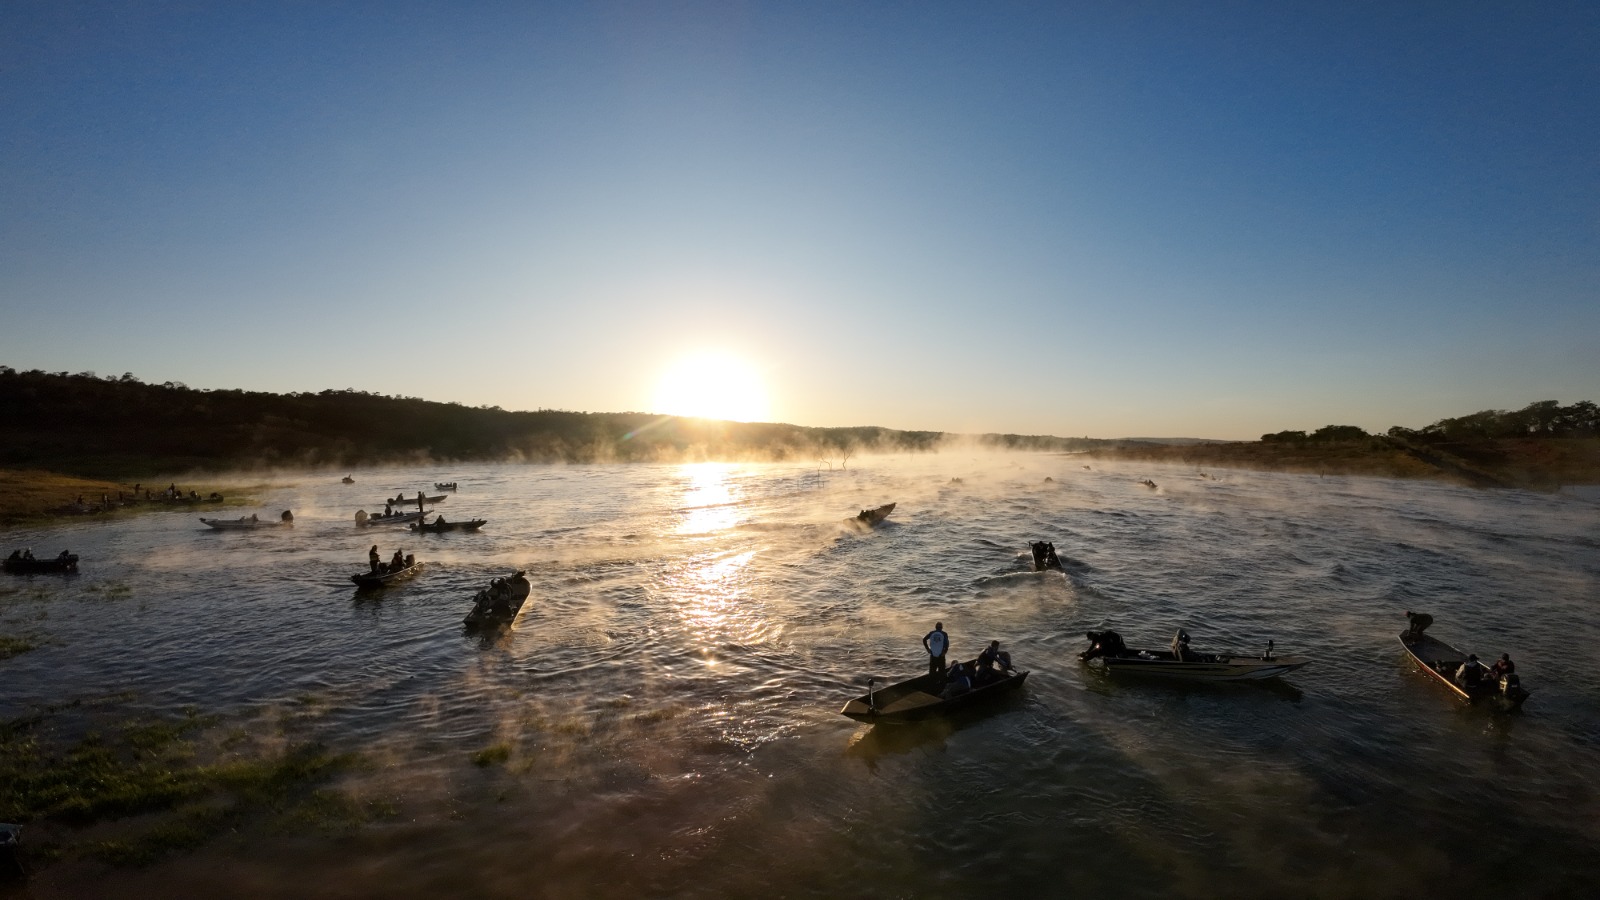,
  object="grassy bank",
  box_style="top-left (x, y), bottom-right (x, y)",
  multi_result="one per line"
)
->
top-left (0, 469), bottom-right (262, 530)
